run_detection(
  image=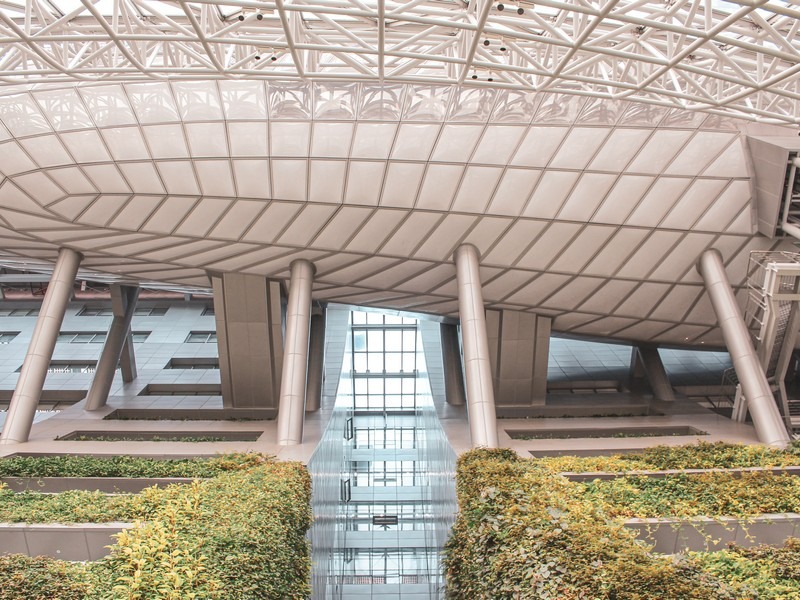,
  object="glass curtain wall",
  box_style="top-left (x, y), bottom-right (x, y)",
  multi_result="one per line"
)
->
top-left (308, 310), bottom-right (457, 600)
